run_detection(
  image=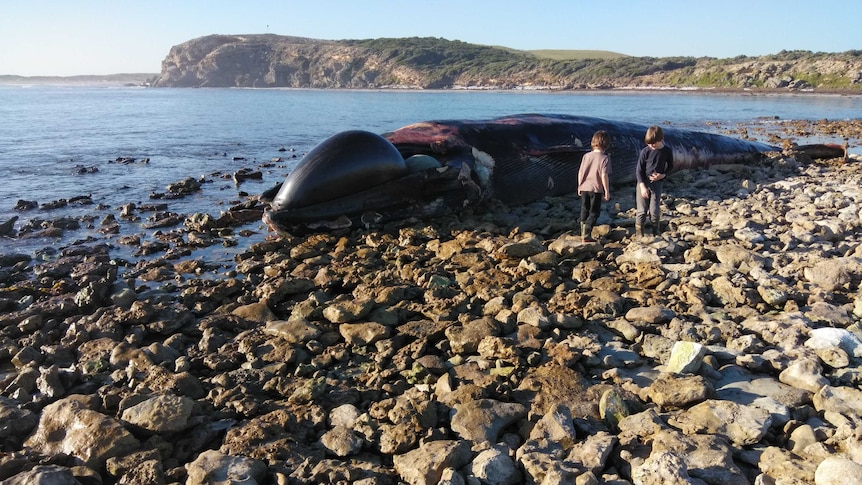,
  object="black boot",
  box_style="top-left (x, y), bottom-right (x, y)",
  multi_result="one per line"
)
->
top-left (581, 222), bottom-right (594, 242)
top-left (651, 218), bottom-right (662, 236)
